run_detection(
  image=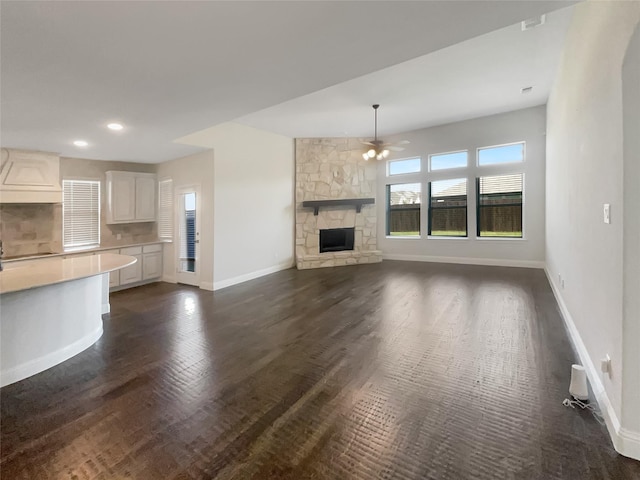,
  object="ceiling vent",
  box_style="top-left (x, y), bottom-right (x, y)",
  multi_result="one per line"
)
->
top-left (521, 14), bottom-right (546, 31)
